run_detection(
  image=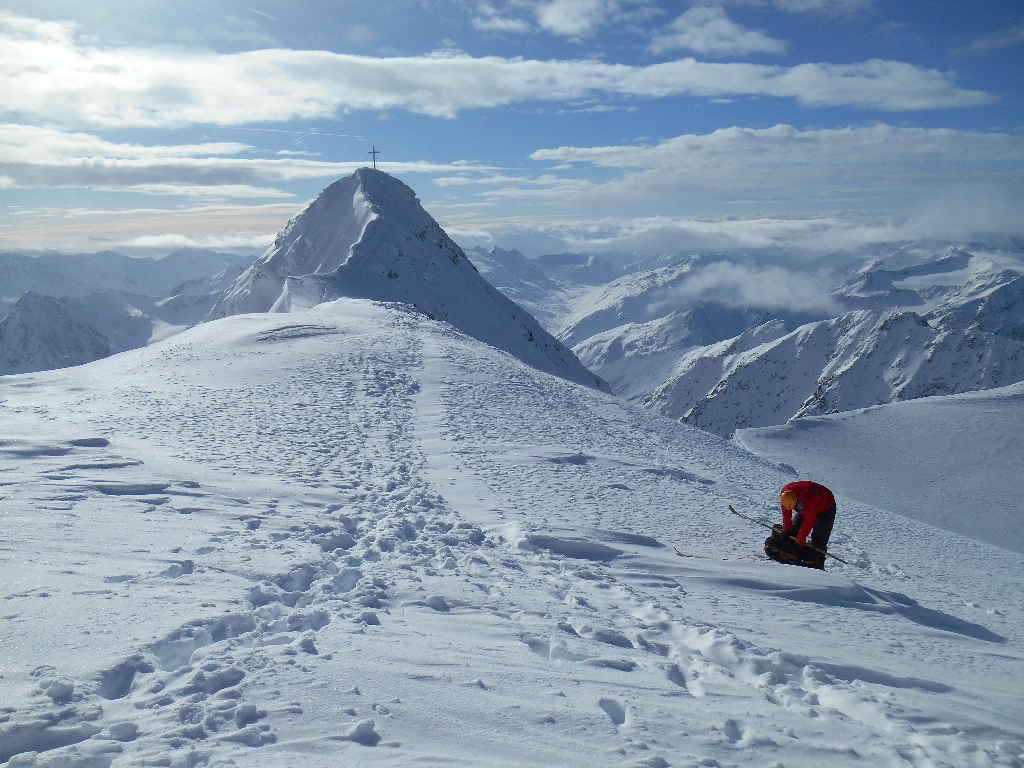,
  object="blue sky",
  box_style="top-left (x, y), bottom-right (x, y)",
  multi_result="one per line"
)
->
top-left (1, 0), bottom-right (1022, 256)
